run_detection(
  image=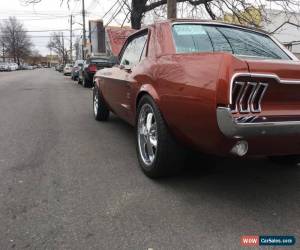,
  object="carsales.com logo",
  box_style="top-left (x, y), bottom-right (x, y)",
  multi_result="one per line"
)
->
top-left (241, 235), bottom-right (296, 247)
